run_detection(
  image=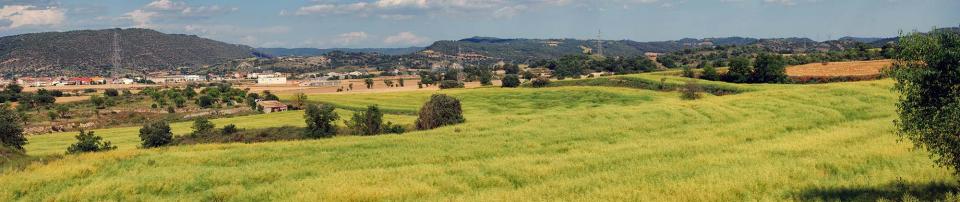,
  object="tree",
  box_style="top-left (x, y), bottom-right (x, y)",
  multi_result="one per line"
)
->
top-left (66, 130), bottom-right (116, 154)
top-left (531, 77), bottom-right (551, 88)
top-left (503, 63), bottom-right (520, 75)
top-left (55, 105), bottom-right (70, 118)
top-left (293, 92), bottom-right (308, 109)
top-left (245, 93), bottom-right (260, 110)
top-left (139, 121), bottom-right (172, 148)
top-left (0, 104), bottom-right (26, 151)
top-left (398, 78), bottom-right (405, 87)
top-left (384, 79), bottom-right (394, 87)
top-left (191, 118), bottom-right (215, 136)
top-left (726, 56), bottom-right (752, 83)
top-left (346, 105), bottom-right (383, 135)
top-left (501, 74), bottom-right (521, 88)
top-left (890, 29), bottom-right (960, 175)
top-left (173, 96), bottom-right (187, 108)
top-left (750, 54), bottom-right (788, 83)
top-left (416, 94), bottom-right (465, 130)
top-left (365, 78), bottom-right (374, 89)
top-left (304, 104), bottom-right (339, 138)
top-left (479, 69), bottom-right (493, 86)
top-left (262, 91), bottom-right (279, 101)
